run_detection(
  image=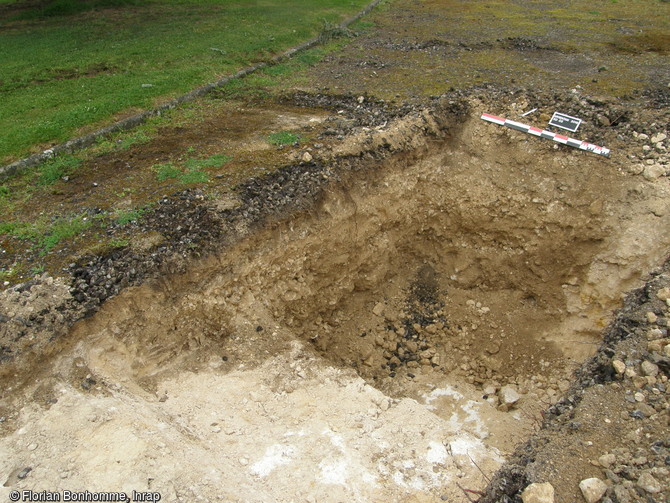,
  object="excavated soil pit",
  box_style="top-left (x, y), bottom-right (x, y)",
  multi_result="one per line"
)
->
top-left (2, 105), bottom-right (669, 502)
